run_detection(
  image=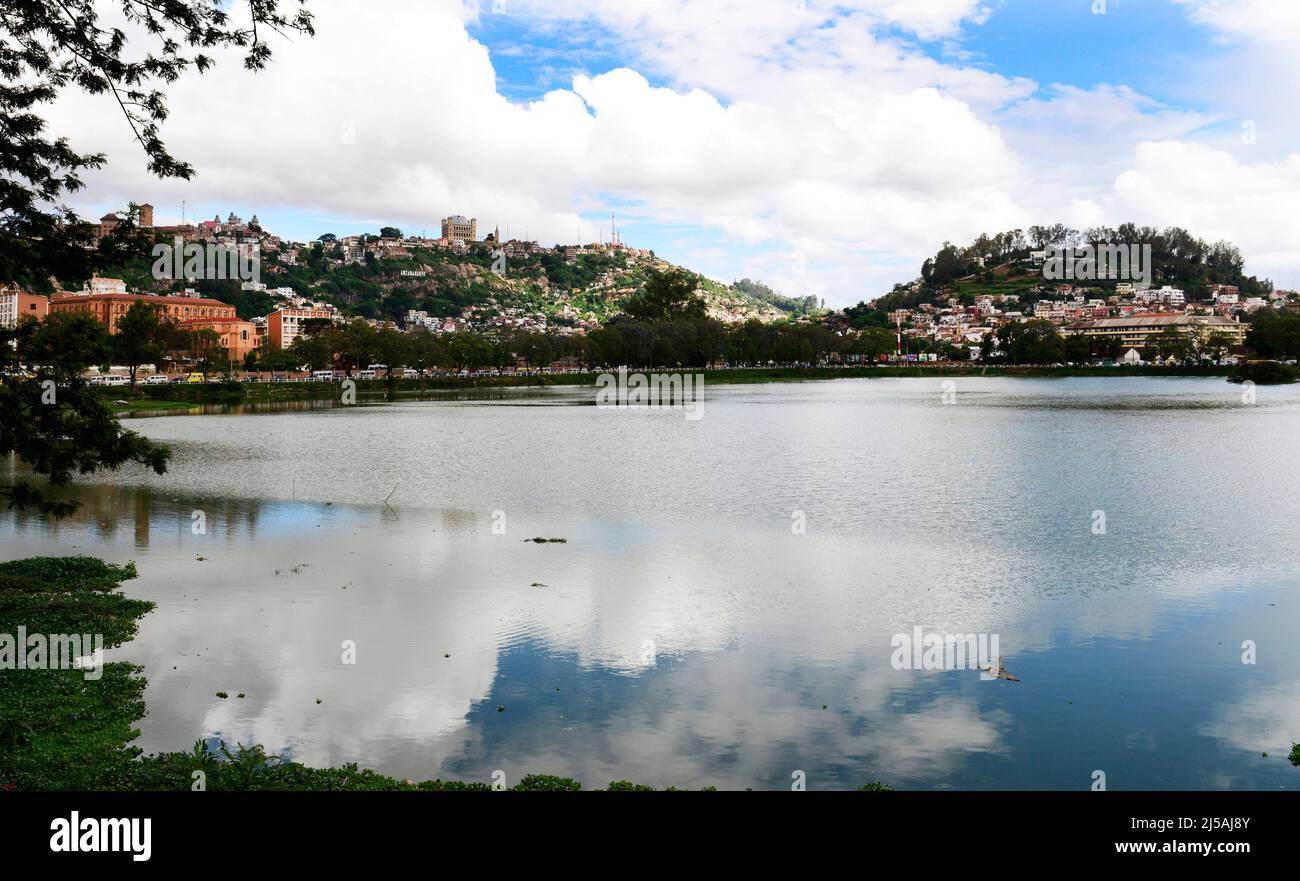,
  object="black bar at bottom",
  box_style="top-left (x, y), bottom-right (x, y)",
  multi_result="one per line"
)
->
top-left (0, 790), bottom-right (1284, 864)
